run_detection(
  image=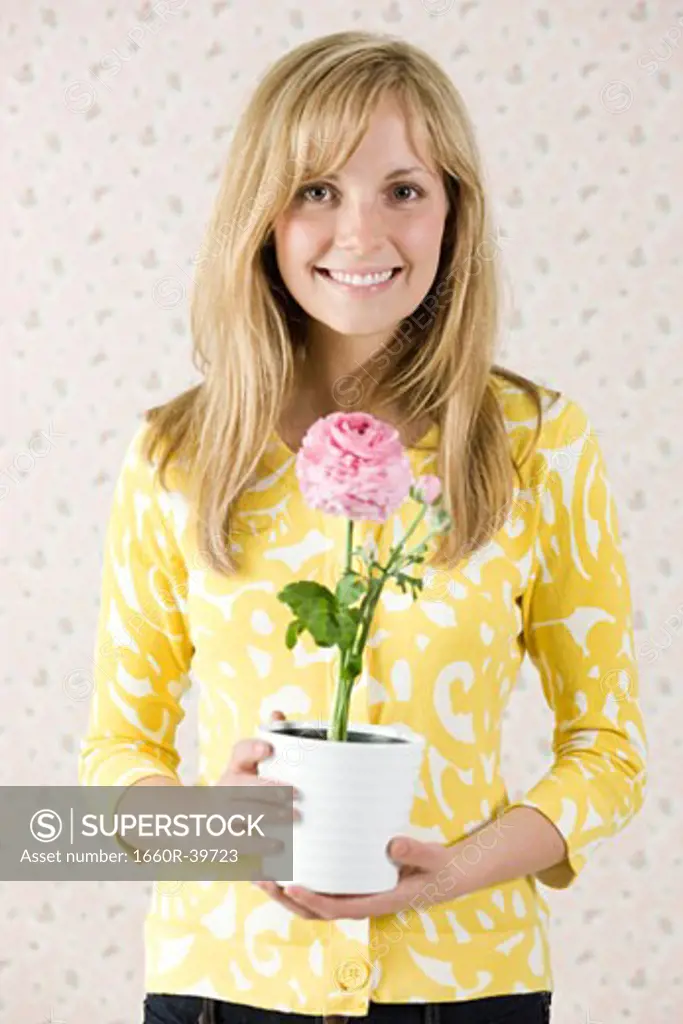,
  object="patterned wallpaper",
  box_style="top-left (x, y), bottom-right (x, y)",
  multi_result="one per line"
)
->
top-left (3, 1), bottom-right (681, 1021)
